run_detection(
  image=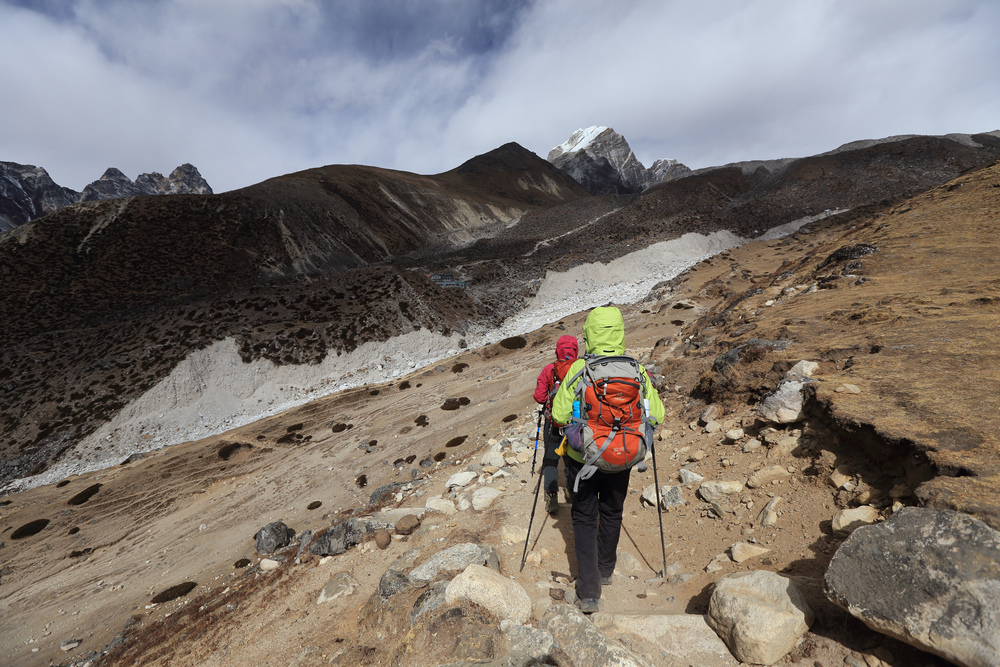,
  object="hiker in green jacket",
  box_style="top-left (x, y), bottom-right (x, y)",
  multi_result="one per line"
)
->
top-left (551, 306), bottom-right (665, 613)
